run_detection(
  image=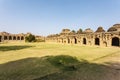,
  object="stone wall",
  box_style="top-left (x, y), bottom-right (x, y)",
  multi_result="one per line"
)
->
top-left (46, 24), bottom-right (120, 47)
top-left (0, 32), bottom-right (25, 43)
